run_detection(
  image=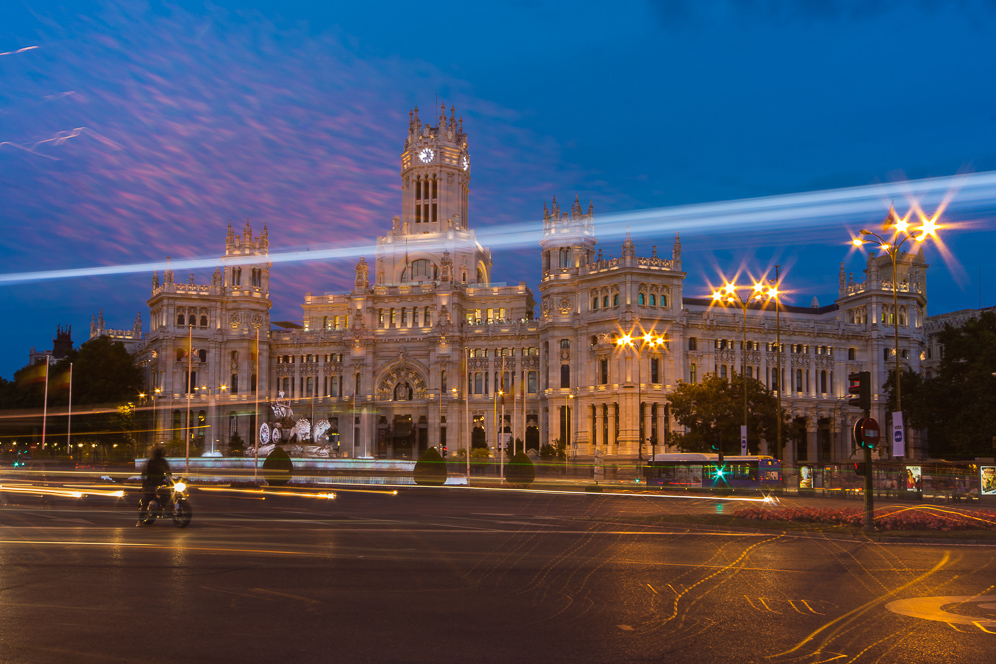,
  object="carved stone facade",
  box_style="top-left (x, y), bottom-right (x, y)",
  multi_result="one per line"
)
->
top-left (121, 109), bottom-right (937, 465)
